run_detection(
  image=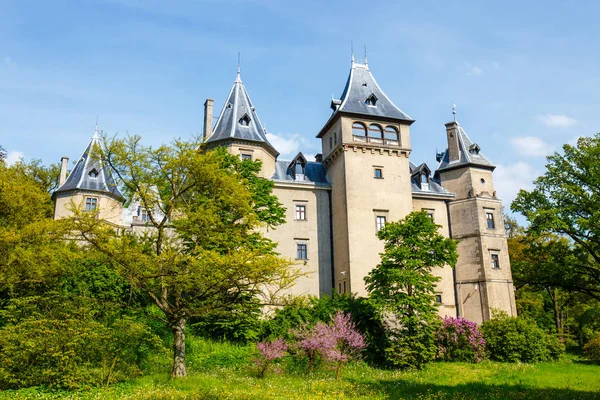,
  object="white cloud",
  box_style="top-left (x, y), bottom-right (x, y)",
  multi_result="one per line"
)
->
top-left (494, 162), bottom-right (538, 207)
top-left (537, 113), bottom-right (577, 127)
top-left (5, 150), bottom-right (24, 165)
top-left (266, 132), bottom-right (319, 160)
top-left (464, 62), bottom-right (483, 76)
top-left (510, 136), bottom-right (554, 157)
